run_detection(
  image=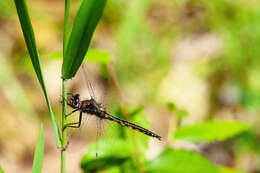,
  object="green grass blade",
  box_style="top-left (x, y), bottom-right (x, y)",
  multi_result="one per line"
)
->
top-left (14, 0), bottom-right (61, 147)
top-left (63, 0), bottom-right (71, 56)
top-left (32, 125), bottom-right (44, 173)
top-left (0, 165), bottom-right (4, 173)
top-left (62, 0), bottom-right (106, 79)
